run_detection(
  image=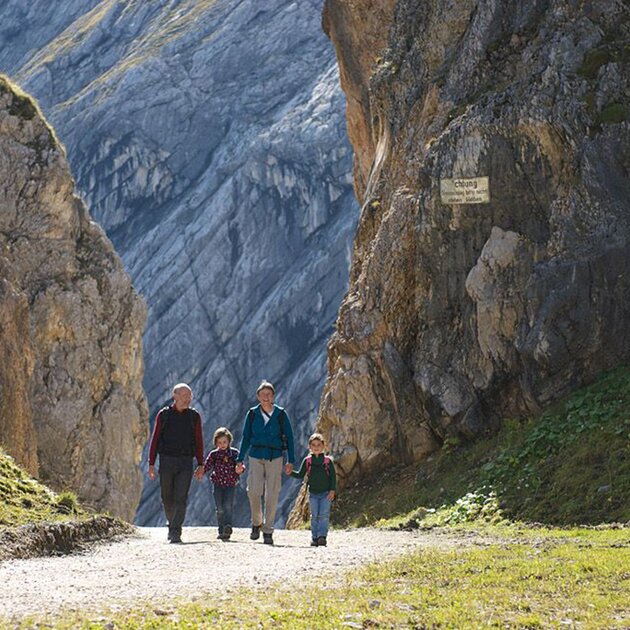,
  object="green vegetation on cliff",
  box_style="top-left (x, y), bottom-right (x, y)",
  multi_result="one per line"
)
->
top-left (0, 448), bottom-right (80, 527)
top-left (0, 74), bottom-right (37, 120)
top-left (0, 449), bottom-right (131, 563)
top-left (333, 366), bottom-right (630, 529)
top-left (0, 73), bottom-right (60, 155)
